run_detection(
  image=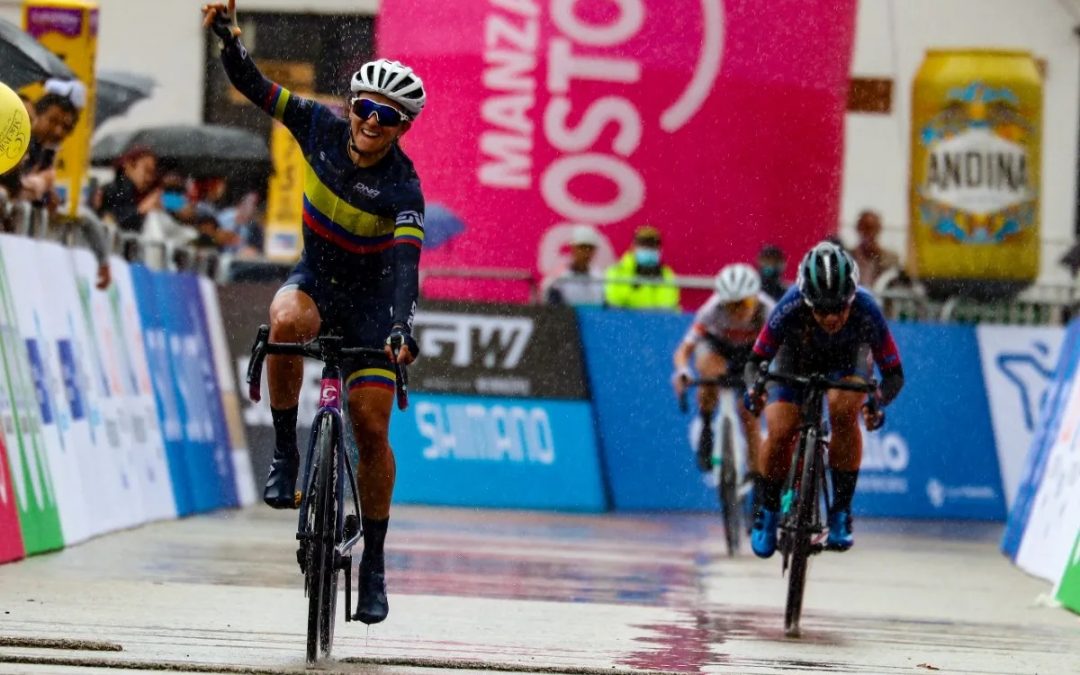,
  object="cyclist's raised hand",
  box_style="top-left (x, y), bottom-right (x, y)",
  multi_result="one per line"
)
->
top-left (202, 1), bottom-right (241, 40)
top-left (385, 324), bottom-right (419, 366)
